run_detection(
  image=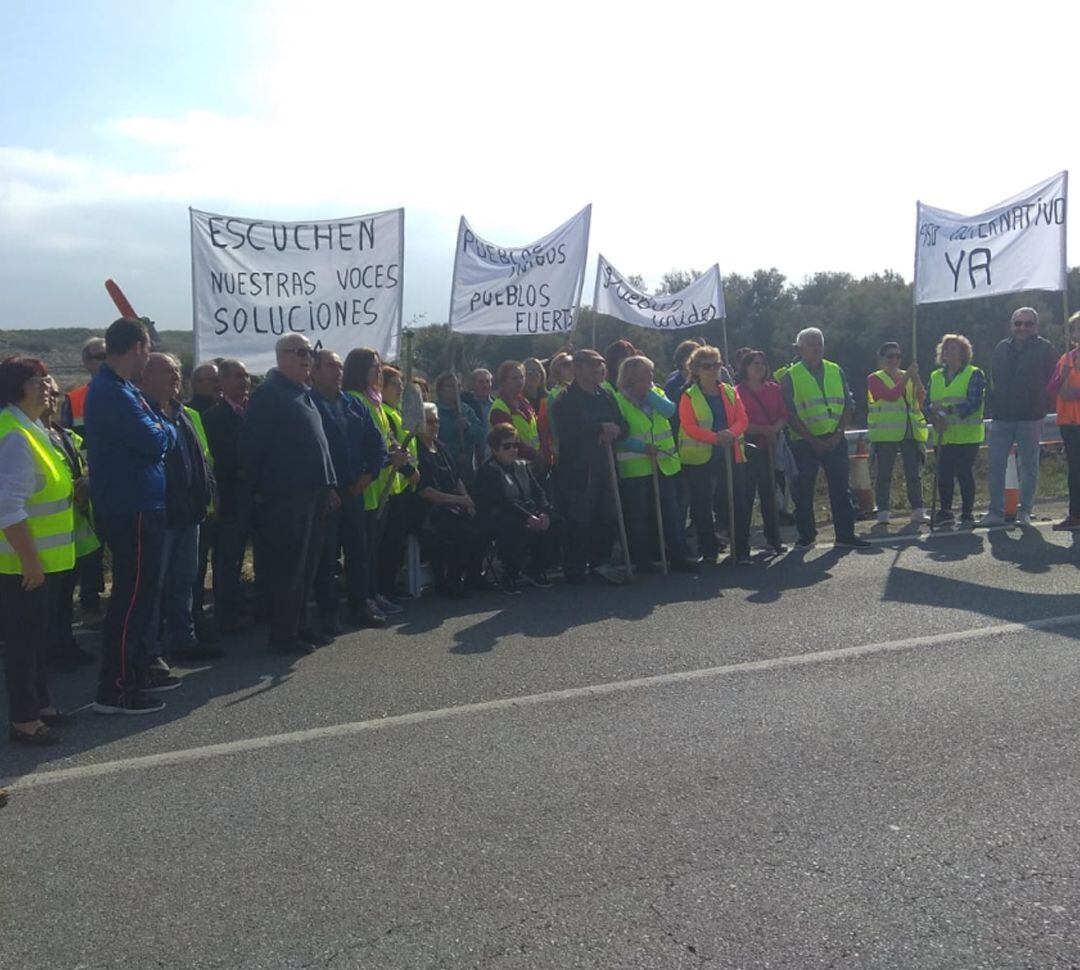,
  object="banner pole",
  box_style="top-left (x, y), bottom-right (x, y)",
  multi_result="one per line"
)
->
top-left (911, 301), bottom-right (918, 366)
top-left (189, 208), bottom-right (200, 365)
top-left (721, 316), bottom-right (731, 365)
